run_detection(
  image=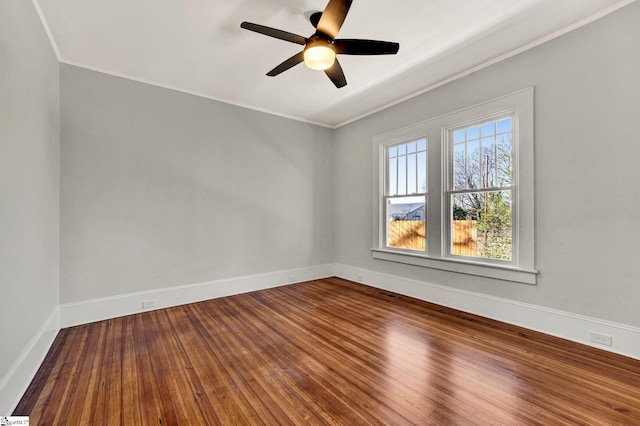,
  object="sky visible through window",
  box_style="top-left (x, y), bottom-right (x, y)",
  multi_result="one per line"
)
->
top-left (453, 117), bottom-right (512, 191)
top-left (387, 138), bottom-right (427, 197)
